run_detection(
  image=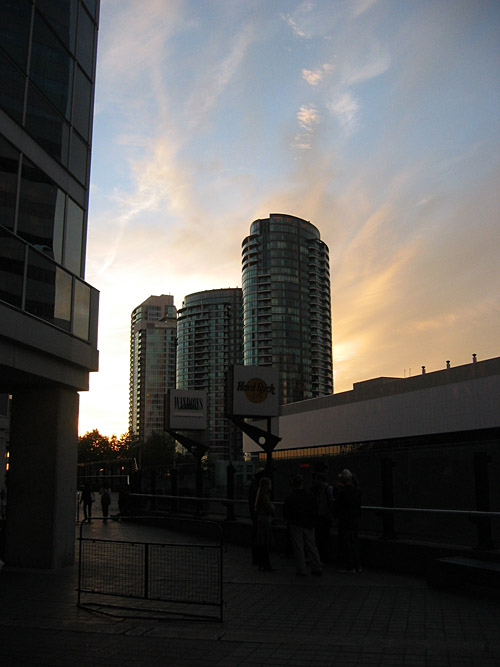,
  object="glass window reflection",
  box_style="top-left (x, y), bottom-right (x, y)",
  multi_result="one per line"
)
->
top-left (0, 50), bottom-right (26, 123)
top-left (0, 0), bottom-right (32, 71)
top-left (64, 197), bottom-right (83, 275)
top-left (25, 248), bottom-right (57, 323)
top-left (25, 83), bottom-right (70, 164)
top-left (82, 0), bottom-right (98, 20)
top-left (0, 135), bottom-right (20, 231)
top-left (0, 229), bottom-right (25, 309)
top-left (37, 0), bottom-right (78, 53)
top-left (72, 65), bottom-right (91, 139)
top-left (76, 6), bottom-right (95, 77)
top-left (30, 11), bottom-right (73, 118)
top-left (68, 129), bottom-right (88, 184)
top-left (54, 266), bottom-right (72, 331)
top-left (18, 156), bottom-right (61, 258)
top-left (52, 190), bottom-right (65, 264)
top-left (73, 278), bottom-right (90, 340)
